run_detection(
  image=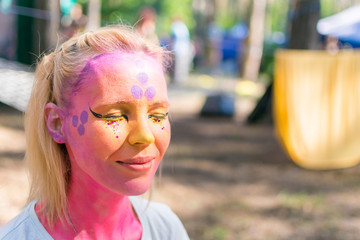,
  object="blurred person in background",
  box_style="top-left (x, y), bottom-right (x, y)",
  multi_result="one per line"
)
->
top-left (61, 3), bottom-right (87, 39)
top-left (169, 18), bottom-right (193, 85)
top-left (0, 25), bottom-right (189, 240)
top-left (135, 6), bottom-right (159, 44)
